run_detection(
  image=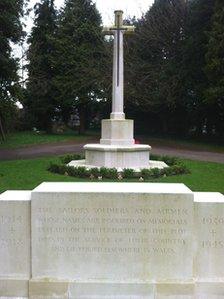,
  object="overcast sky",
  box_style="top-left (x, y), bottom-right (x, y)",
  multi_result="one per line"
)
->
top-left (17, 0), bottom-right (154, 70)
top-left (27, 0), bottom-right (154, 27)
top-left (18, 0), bottom-right (154, 56)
